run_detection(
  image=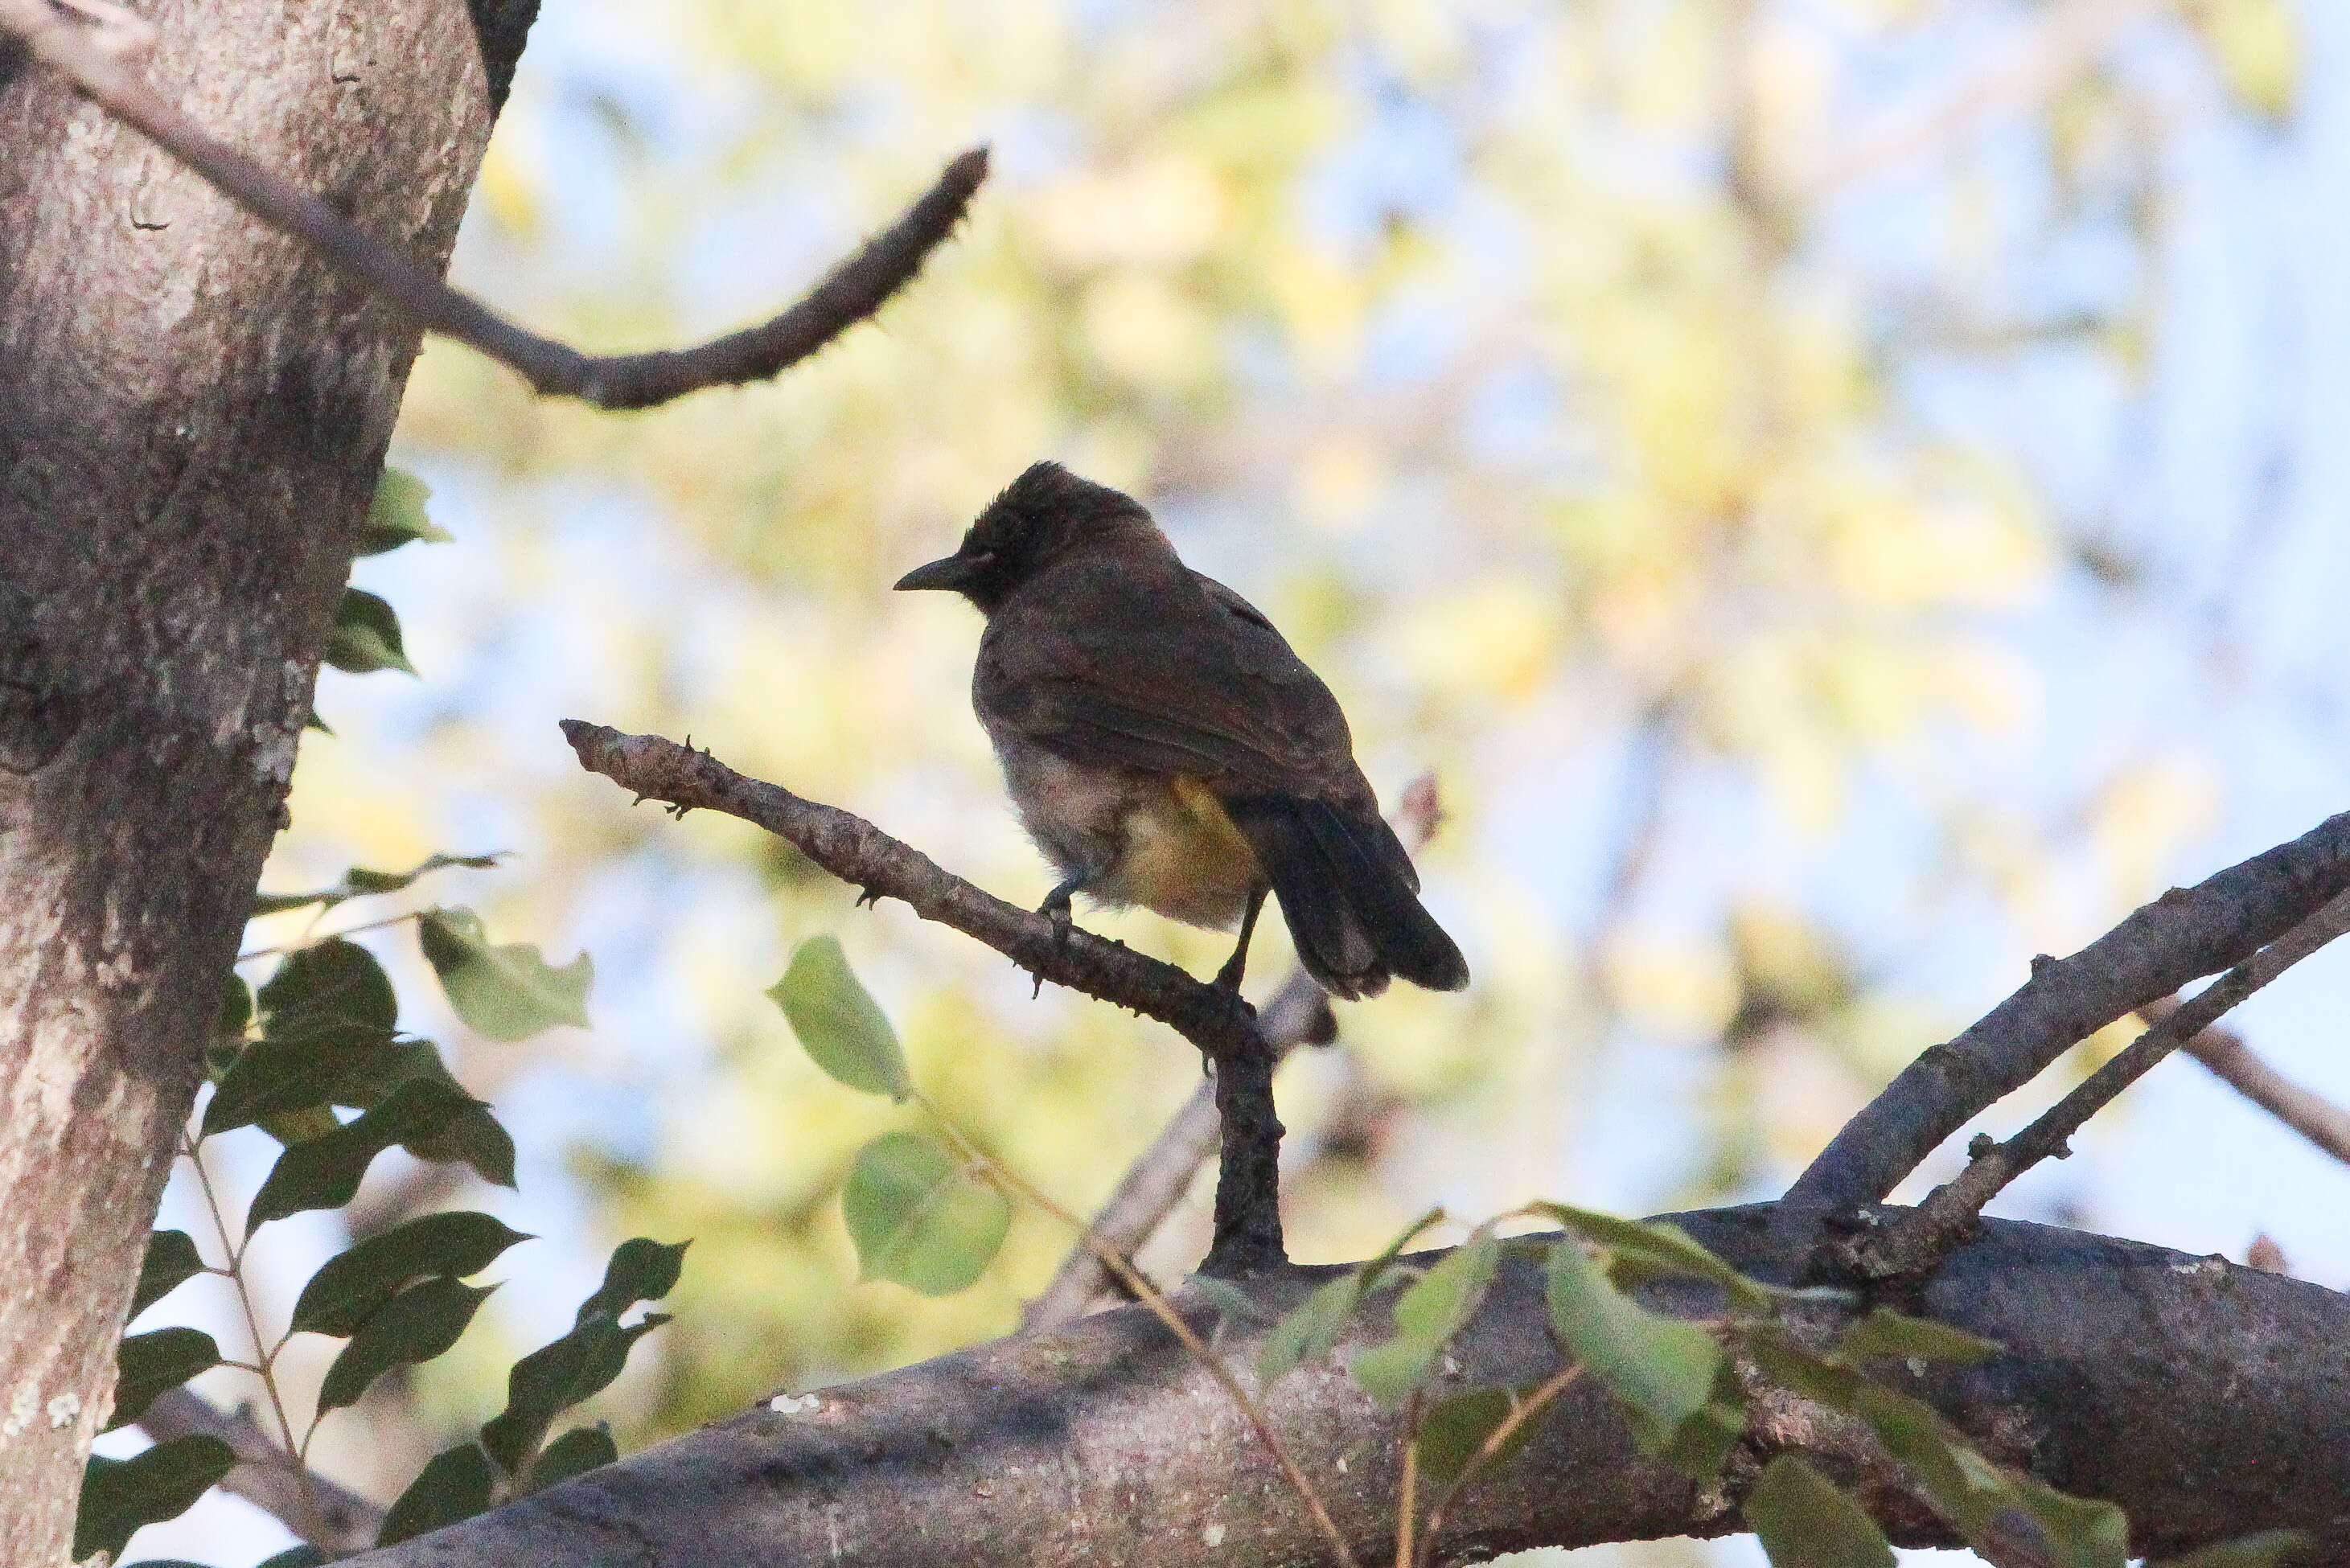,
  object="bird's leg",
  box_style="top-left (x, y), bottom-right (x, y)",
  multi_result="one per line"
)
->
top-left (1213, 885), bottom-right (1270, 992)
top-left (1039, 873), bottom-right (1089, 946)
